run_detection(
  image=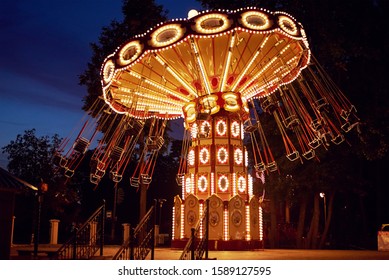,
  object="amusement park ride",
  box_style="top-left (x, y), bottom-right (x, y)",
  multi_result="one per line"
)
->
top-left (54, 7), bottom-right (359, 249)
